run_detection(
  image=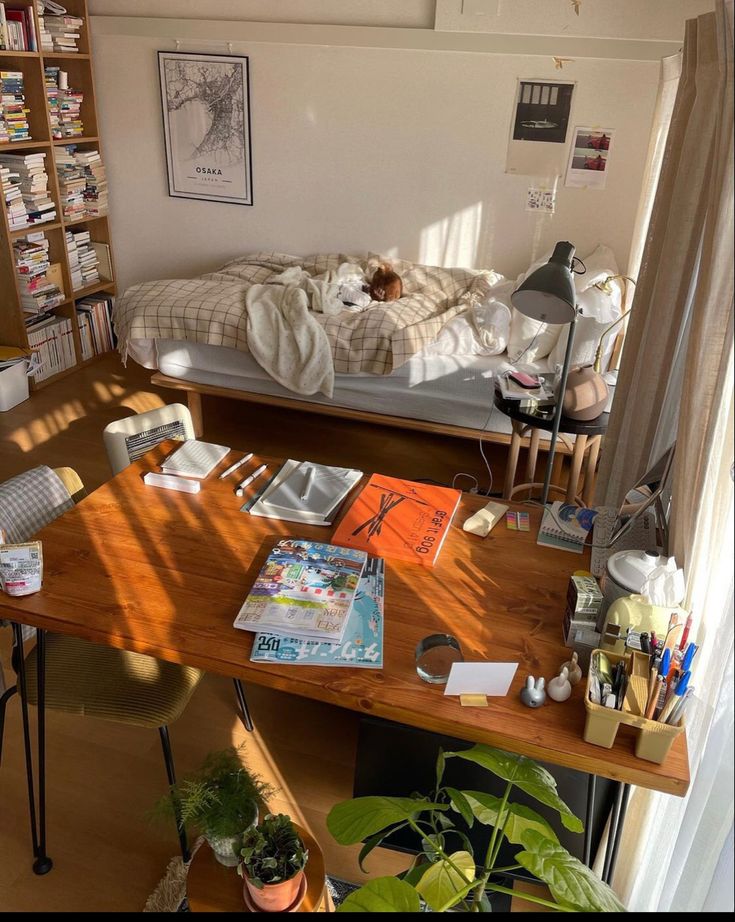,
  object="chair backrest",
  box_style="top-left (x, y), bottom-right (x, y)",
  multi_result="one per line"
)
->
top-left (0, 466), bottom-right (78, 545)
top-left (102, 403), bottom-right (195, 476)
